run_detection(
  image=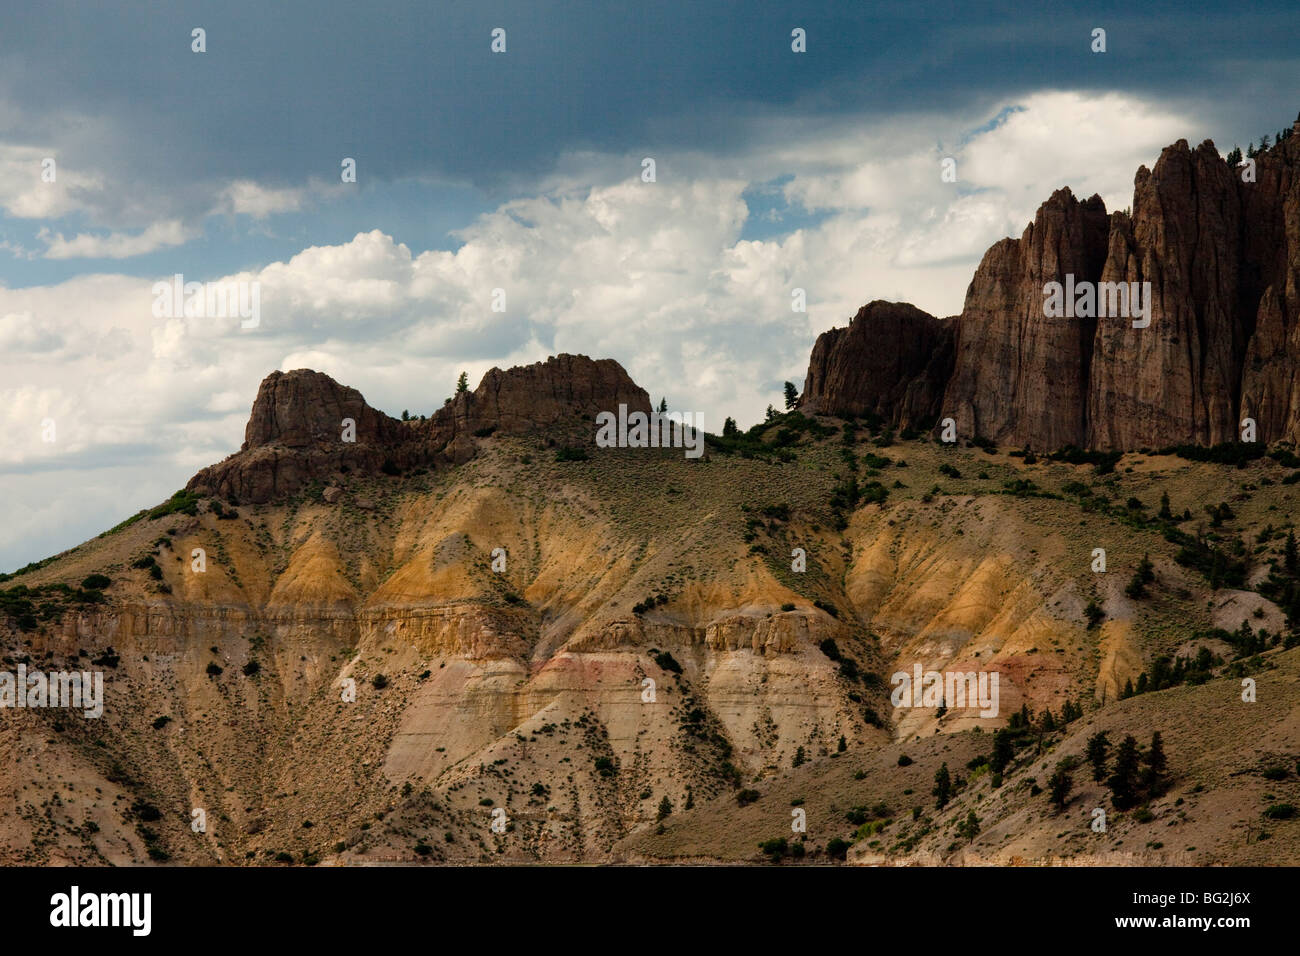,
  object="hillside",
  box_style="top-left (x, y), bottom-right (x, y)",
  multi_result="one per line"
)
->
top-left (5, 116), bottom-right (1300, 867)
top-left (3, 384), bottom-right (1298, 864)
